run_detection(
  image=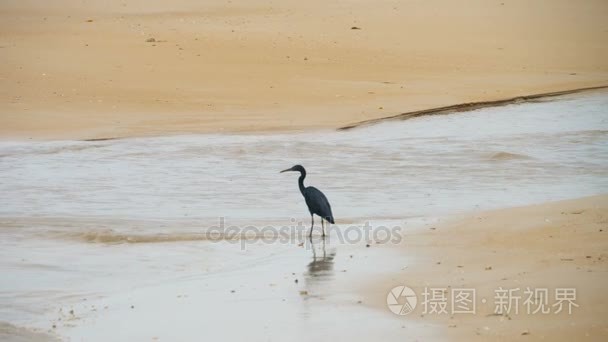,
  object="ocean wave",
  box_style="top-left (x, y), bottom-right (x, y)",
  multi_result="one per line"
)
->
top-left (41, 228), bottom-right (300, 244)
top-left (46, 229), bottom-right (216, 244)
top-left (0, 142), bottom-right (105, 158)
top-left (487, 151), bottom-right (533, 161)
